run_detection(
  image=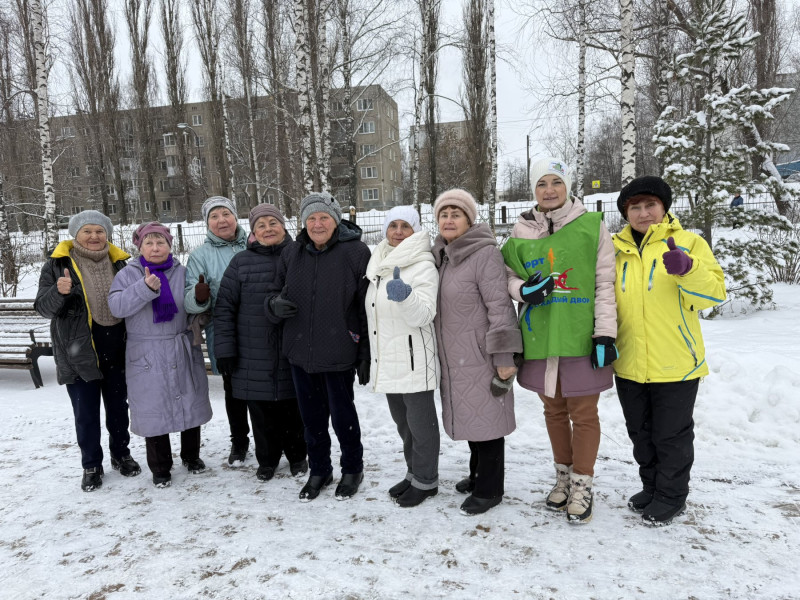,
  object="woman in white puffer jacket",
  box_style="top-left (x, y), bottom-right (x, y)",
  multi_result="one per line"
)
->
top-left (365, 206), bottom-right (440, 508)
